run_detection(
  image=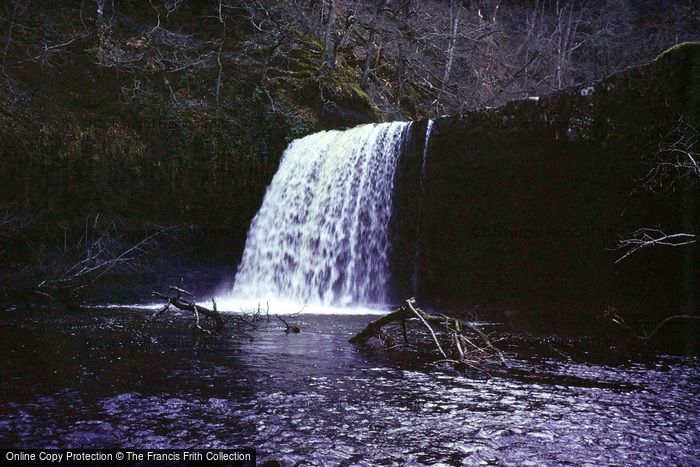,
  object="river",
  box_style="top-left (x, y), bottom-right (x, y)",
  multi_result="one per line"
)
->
top-left (0, 309), bottom-right (697, 465)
